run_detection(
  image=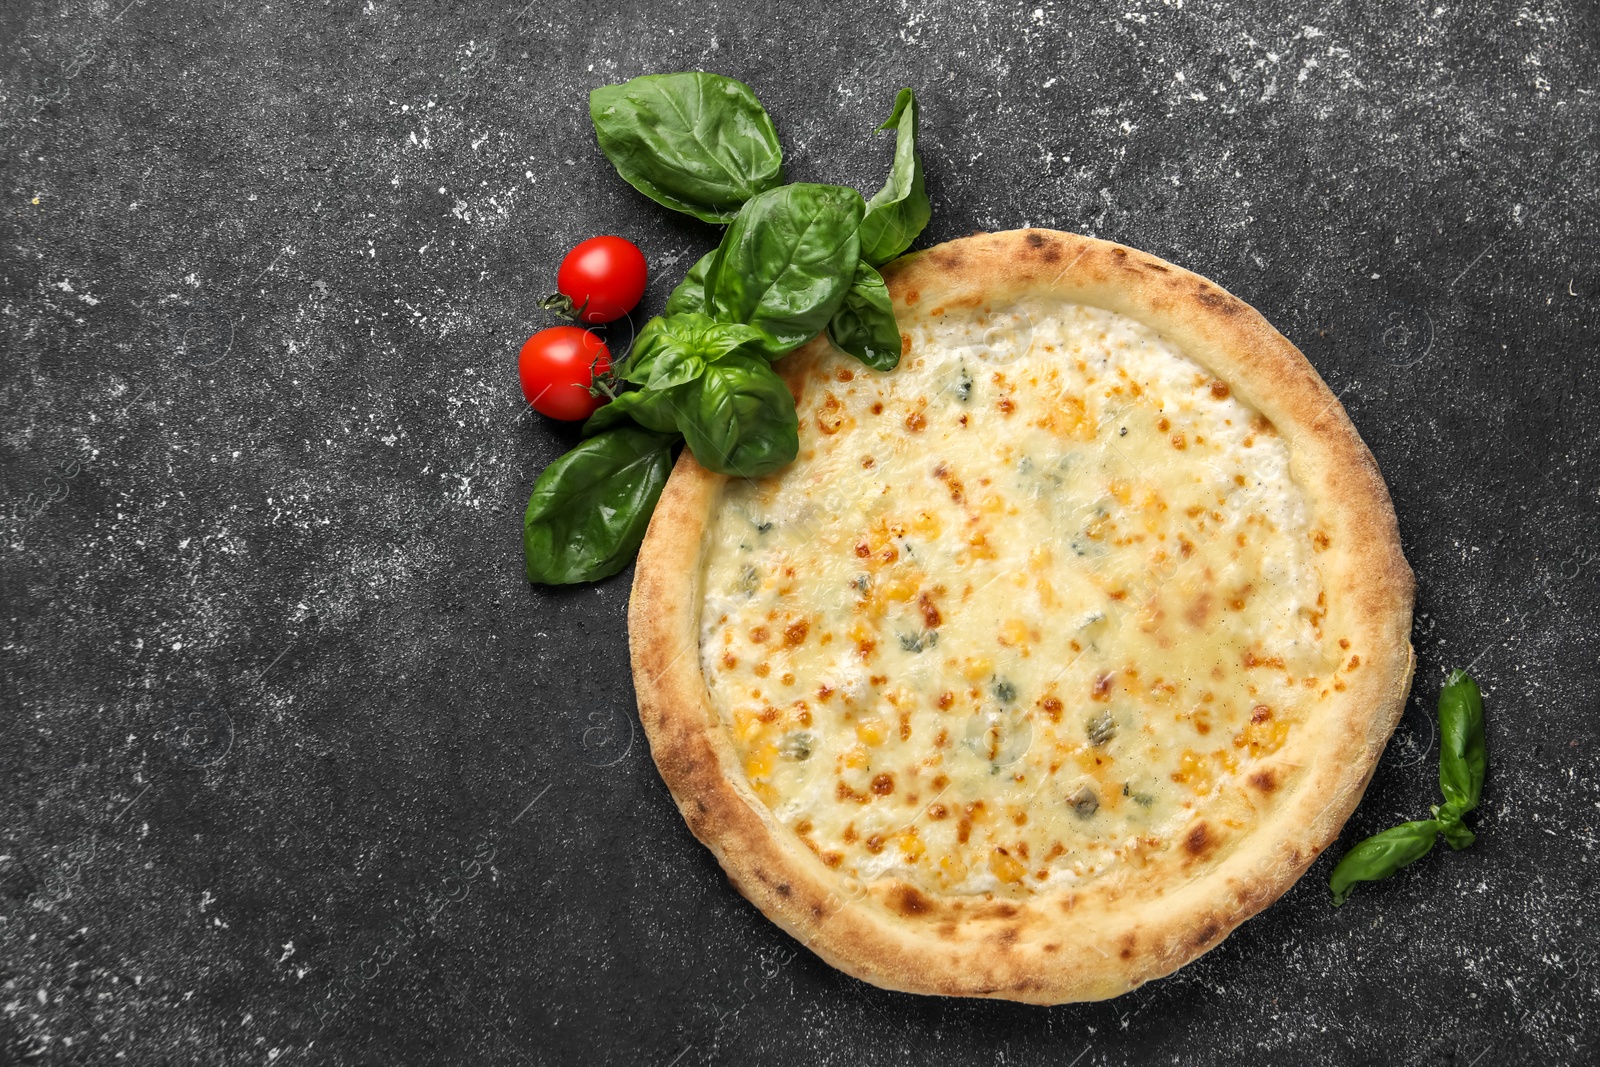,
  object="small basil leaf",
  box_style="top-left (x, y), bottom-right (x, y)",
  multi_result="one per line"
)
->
top-left (523, 427), bottom-right (677, 585)
top-left (1437, 669), bottom-right (1487, 816)
top-left (1328, 819), bottom-right (1440, 906)
top-left (581, 386), bottom-right (688, 437)
top-left (826, 260), bottom-right (901, 371)
top-left (589, 73), bottom-right (784, 224)
top-left (624, 314), bottom-right (769, 390)
top-left (665, 249), bottom-right (716, 316)
top-left (620, 317), bottom-right (678, 387)
top-left (1432, 806), bottom-right (1478, 851)
top-left (706, 183), bottom-right (864, 359)
top-left (858, 88), bottom-right (931, 267)
top-left (621, 316), bottom-right (701, 390)
top-left (676, 354), bottom-right (798, 478)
